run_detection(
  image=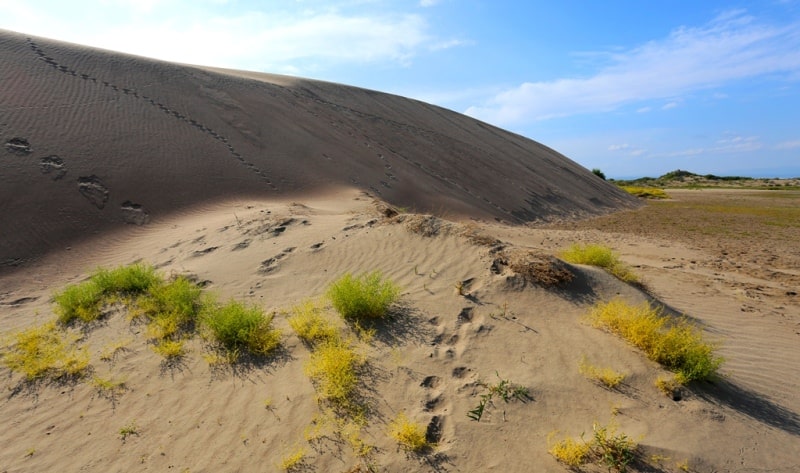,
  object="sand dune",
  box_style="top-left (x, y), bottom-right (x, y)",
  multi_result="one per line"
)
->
top-left (2, 30), bottom-right (799, 473)
top-left (1, 29), bottom-right (636, 268)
